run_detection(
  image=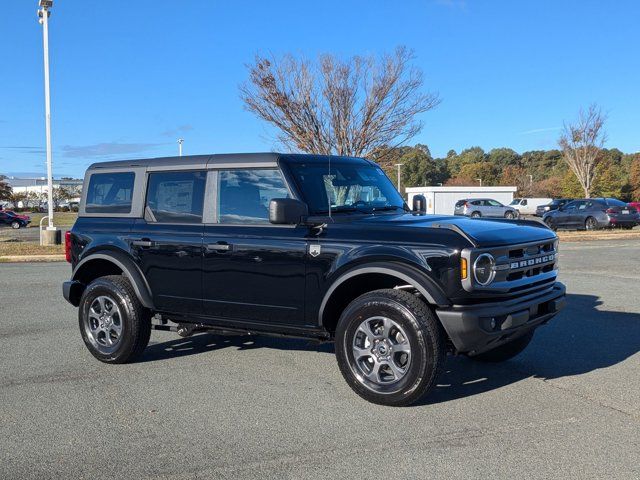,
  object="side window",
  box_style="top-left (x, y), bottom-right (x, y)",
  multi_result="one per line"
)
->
top-left (85, 172), bottom-right (135, 213)
top-left (218, 169), bottom-right (289, 224)
top-left (564, 201), bottom-right (577, 211)
top-left (487, 200), bottom-right (501, 207)
top-left (575, 201), bottom-right (587, 211)
top-left (521, 199), bottom-right (528, 206)
top-left (145, 171), bottom-right (206, 223)
top-left (471, 200), bottom-right (482, 206)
